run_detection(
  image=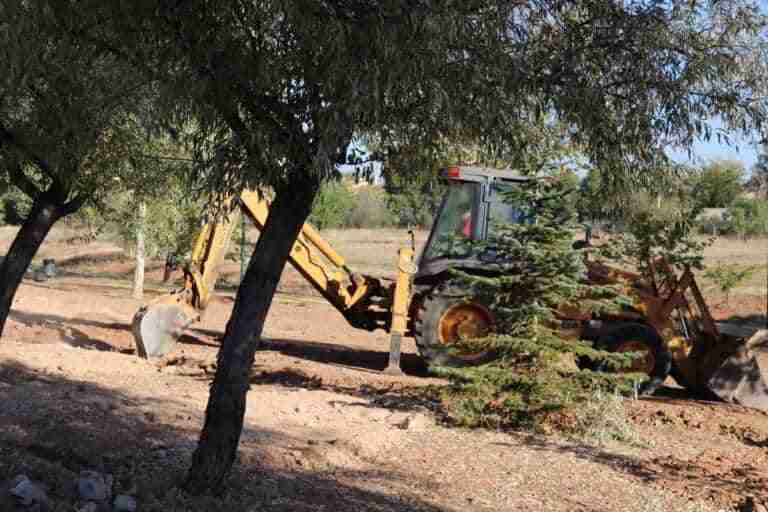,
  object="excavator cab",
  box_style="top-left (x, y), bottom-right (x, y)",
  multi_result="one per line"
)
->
top-left (418, 166), bottom-right (529, 278)
top-left (408, 167), bottom-right (535, 366)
